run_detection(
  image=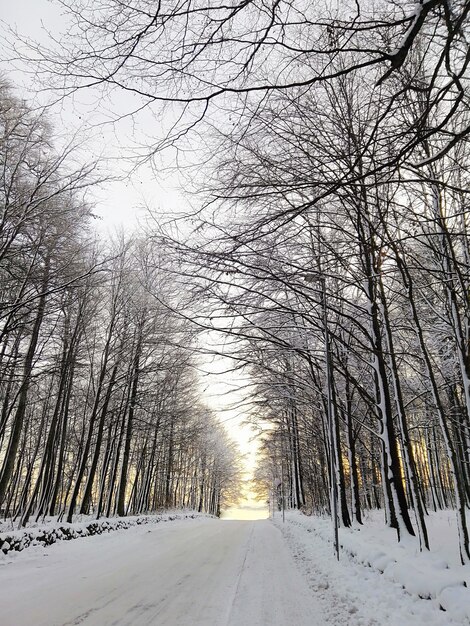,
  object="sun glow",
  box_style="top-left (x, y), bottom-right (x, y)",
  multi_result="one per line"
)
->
top-left (221, 505), bottom-right (269, 520)
top-left (200, 349), bottom-right (268, 518)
